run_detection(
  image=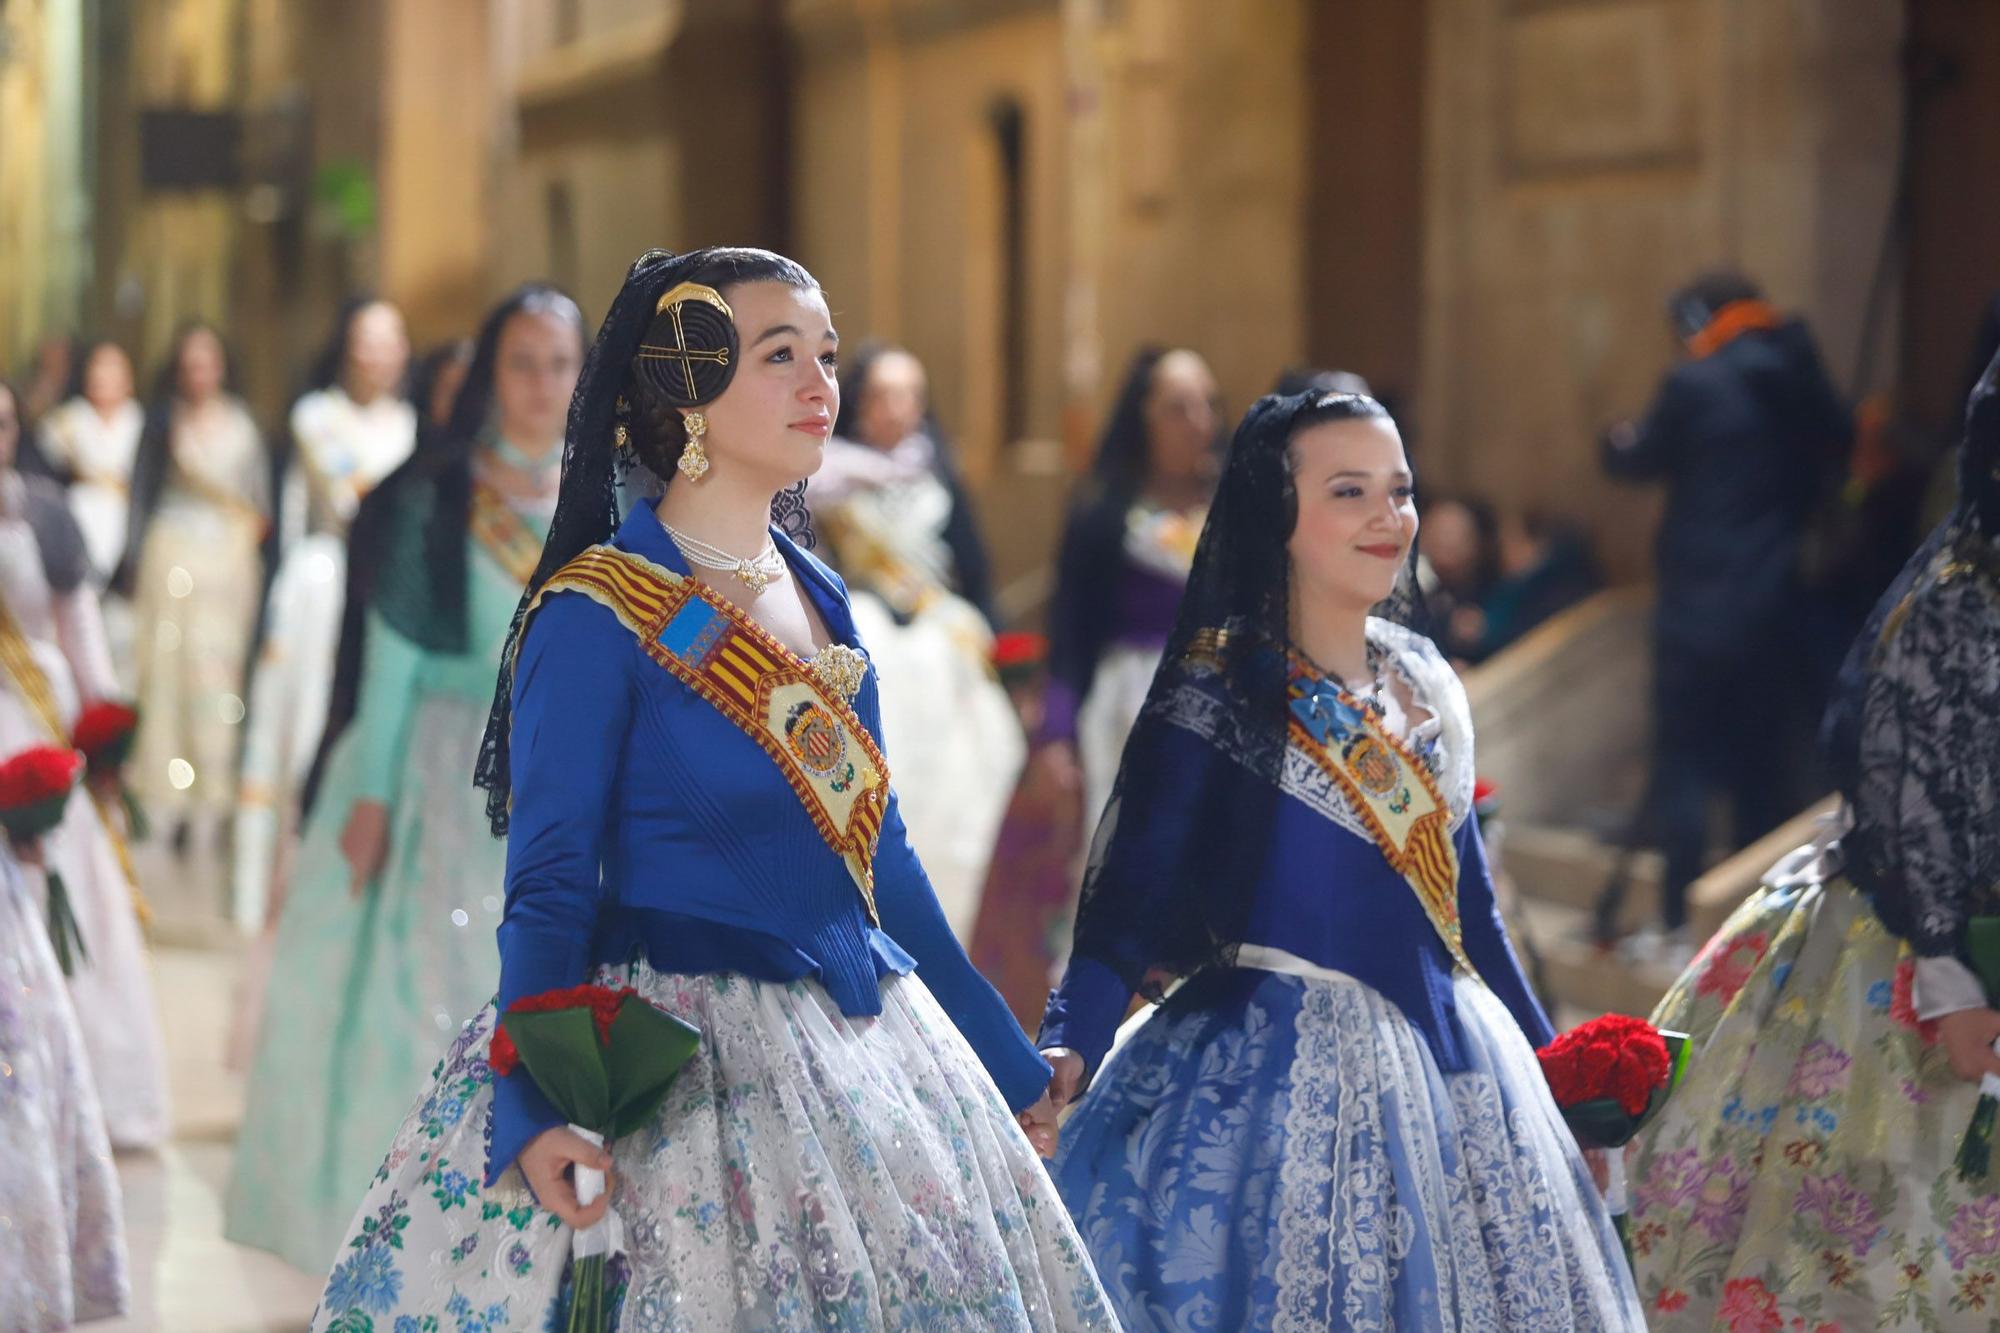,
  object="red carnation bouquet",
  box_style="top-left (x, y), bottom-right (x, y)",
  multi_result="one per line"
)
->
top-left (490, 983), bottom-right (701, 1333)
top-left (1537, 1014), bottom-right (1689, 1253)
top-left (1950, 915), bottom-right (2000, 1182)
top-left (992, 630), bottom-right (1047, 689)
top-left (1472, 776), bottom-right (1501, 834)
top-left (1537, 1013), bottom-right (1687, 1140)
top-left (72, 700), bottom-right (148, 838)
top-left (0, 745), bottom-right (88, 974)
